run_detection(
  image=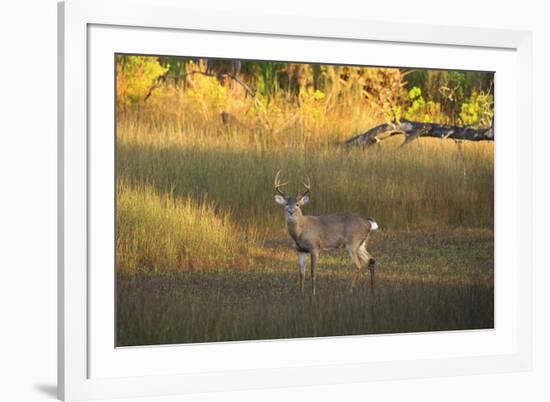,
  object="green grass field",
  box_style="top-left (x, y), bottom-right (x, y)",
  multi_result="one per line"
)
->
top-left (115, 60), bottom-right (494, 346)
